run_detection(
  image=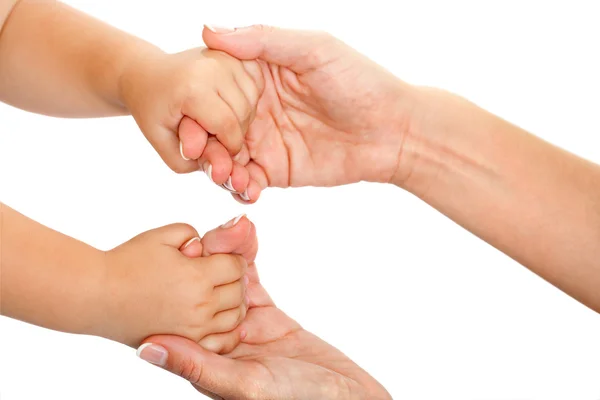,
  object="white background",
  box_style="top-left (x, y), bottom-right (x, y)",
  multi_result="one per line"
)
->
top-left (1, 0), bottom-right (600, 399)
